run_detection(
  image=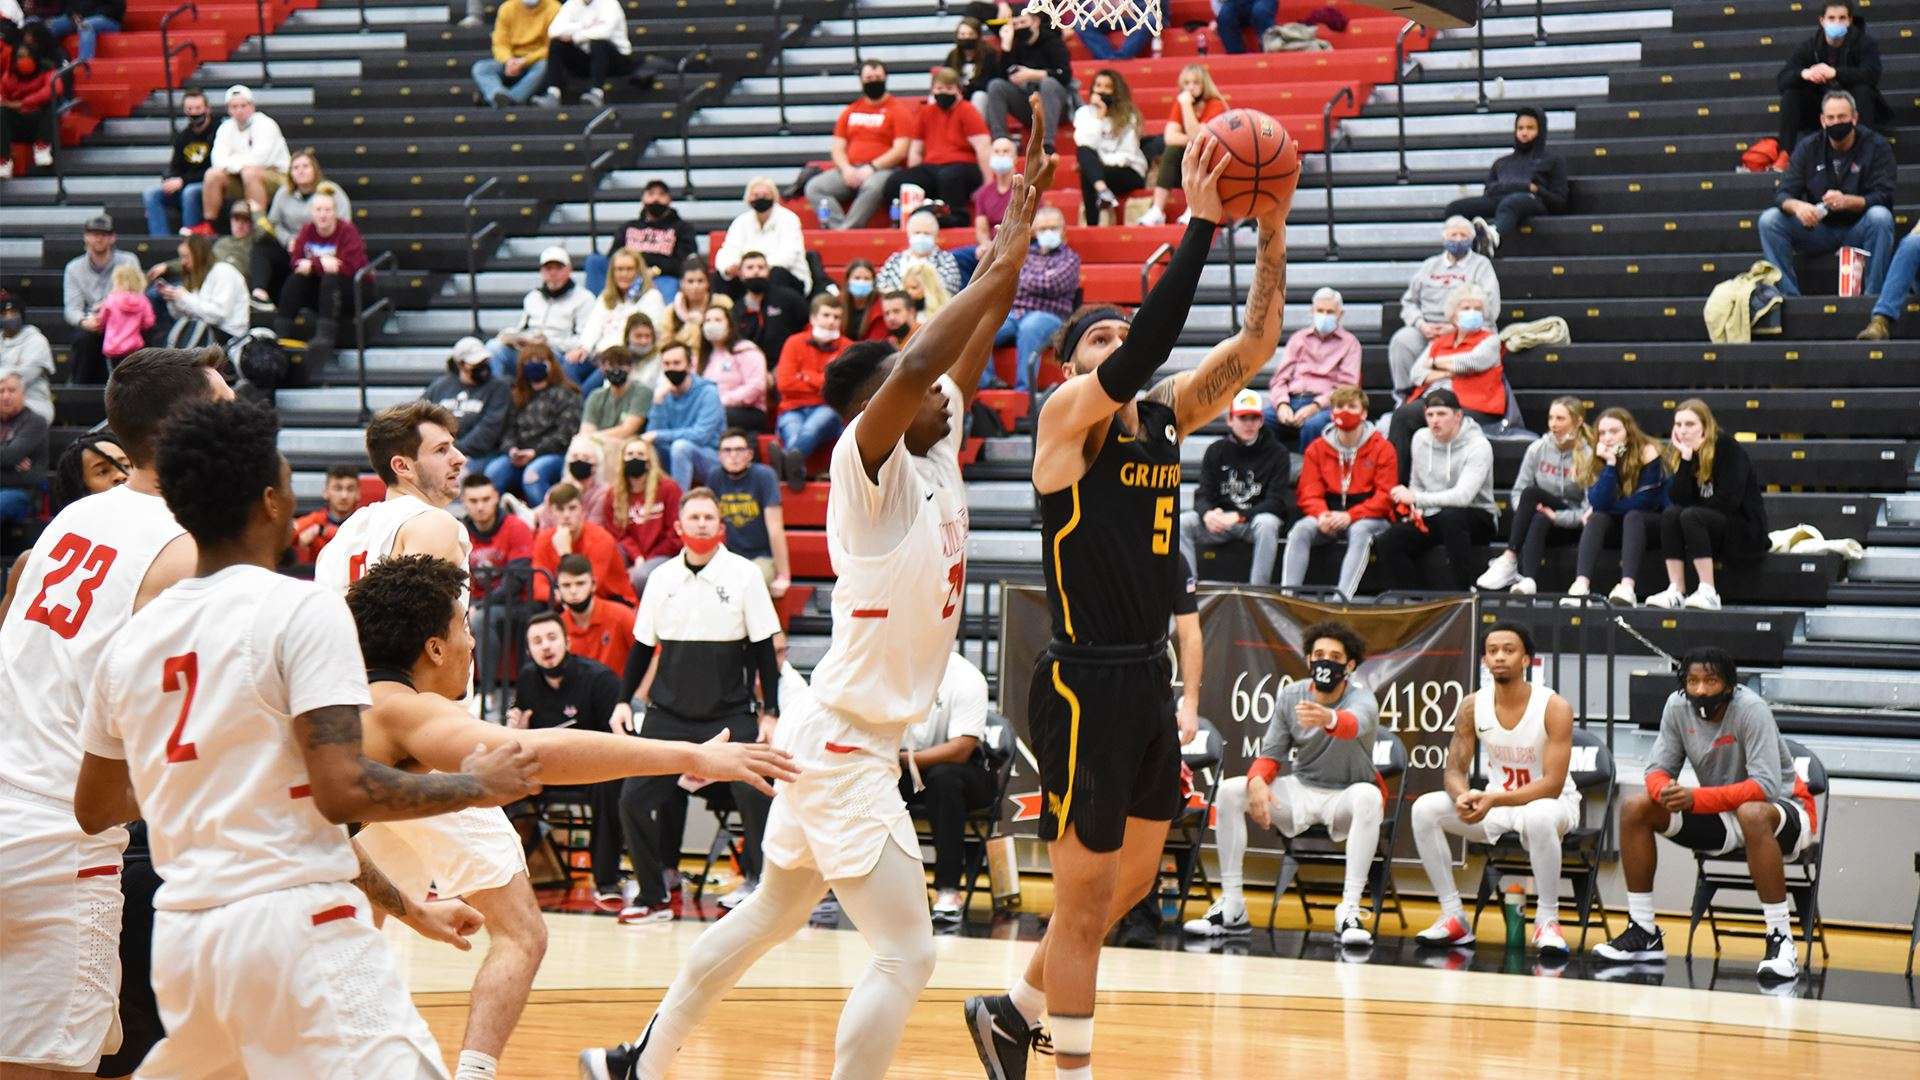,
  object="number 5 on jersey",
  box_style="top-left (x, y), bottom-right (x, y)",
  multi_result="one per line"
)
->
top-left (1151, 496), bottom-right (1173, 555)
